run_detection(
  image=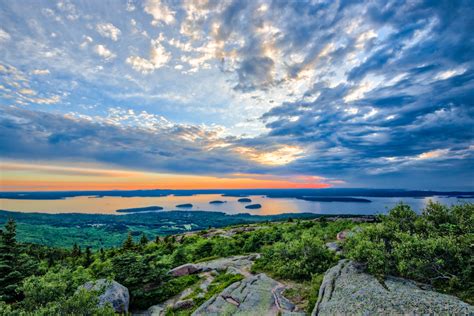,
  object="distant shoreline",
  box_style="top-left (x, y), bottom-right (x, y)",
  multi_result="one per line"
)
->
top-left (1, 188), bottom-right (473, 200)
